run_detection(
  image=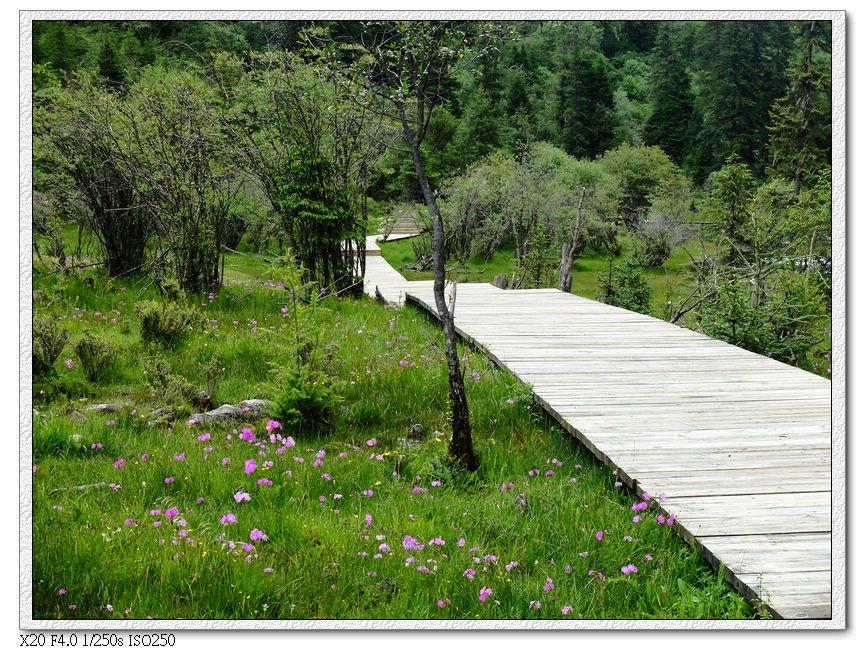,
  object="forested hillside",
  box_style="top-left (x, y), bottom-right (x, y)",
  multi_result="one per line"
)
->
top-left (33, 19), bottom-right (832, 375)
